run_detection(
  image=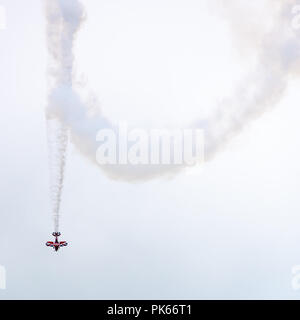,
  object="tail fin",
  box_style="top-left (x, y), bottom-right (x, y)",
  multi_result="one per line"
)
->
top-left (52, 232), bottom-right (61, 237)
